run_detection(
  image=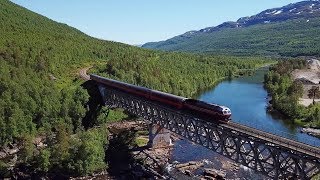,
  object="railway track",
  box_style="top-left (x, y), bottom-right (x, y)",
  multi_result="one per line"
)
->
top-left (79, 67), bottom-right (91, 80)
top-left (223, 122), bottom-right (320, 158)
